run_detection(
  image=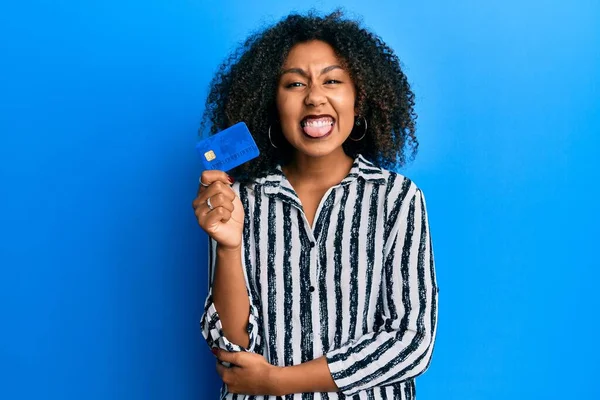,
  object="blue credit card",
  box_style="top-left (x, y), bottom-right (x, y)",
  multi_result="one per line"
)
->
top-left (195, 122), bottom-right (260, 172)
